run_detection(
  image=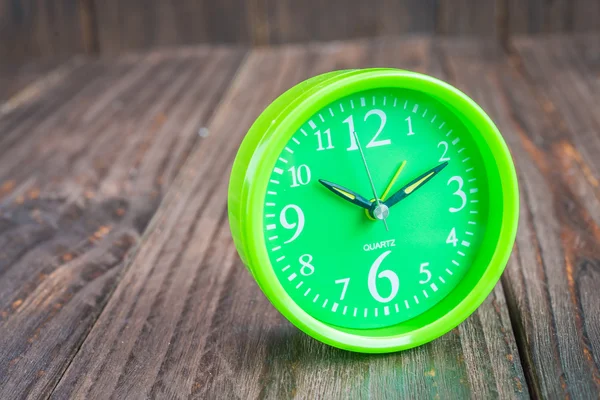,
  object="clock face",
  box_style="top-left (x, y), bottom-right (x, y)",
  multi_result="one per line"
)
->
top-left (262, 88), bottom-right (488, 329)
